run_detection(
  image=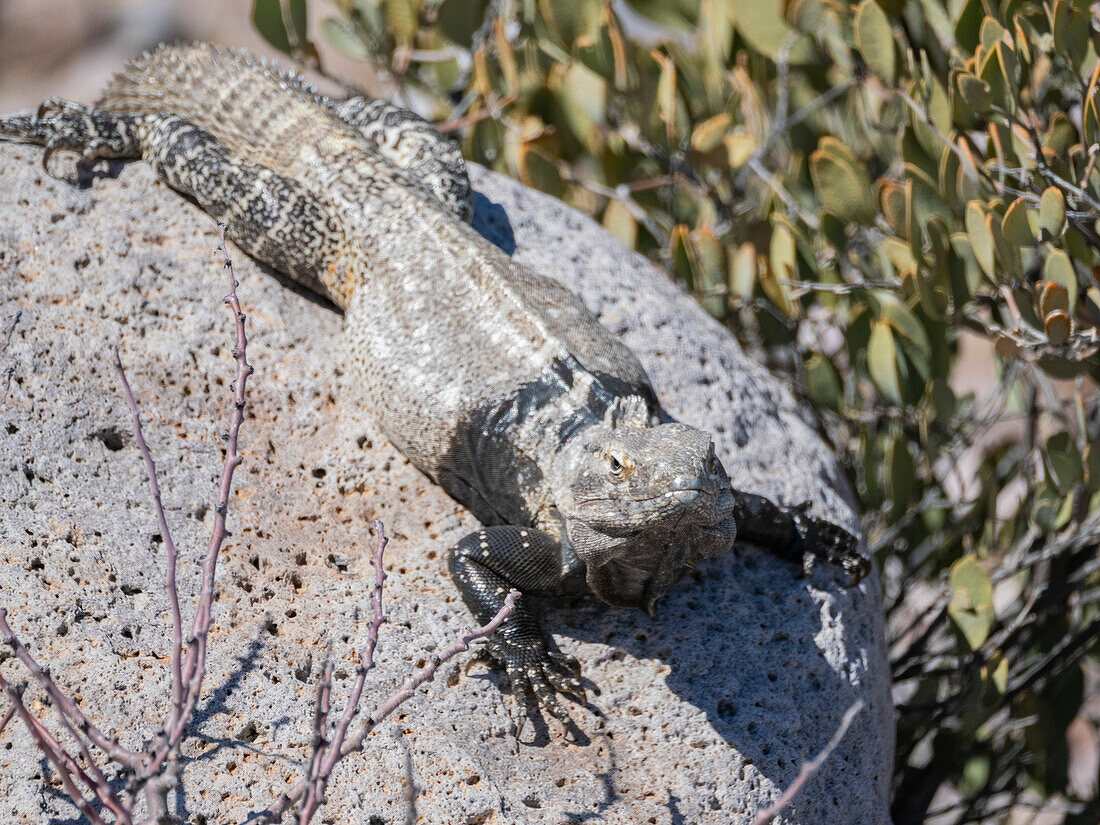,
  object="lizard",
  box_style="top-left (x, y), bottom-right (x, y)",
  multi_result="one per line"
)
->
top-left (0, 43), bottom-right (869, 725)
